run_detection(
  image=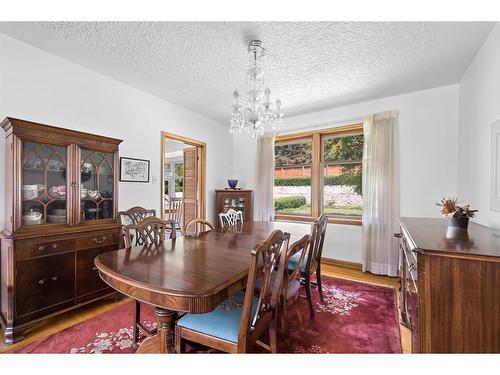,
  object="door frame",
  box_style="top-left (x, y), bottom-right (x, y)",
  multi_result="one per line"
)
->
top-left (160, 131), bottom-right (206, 224)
